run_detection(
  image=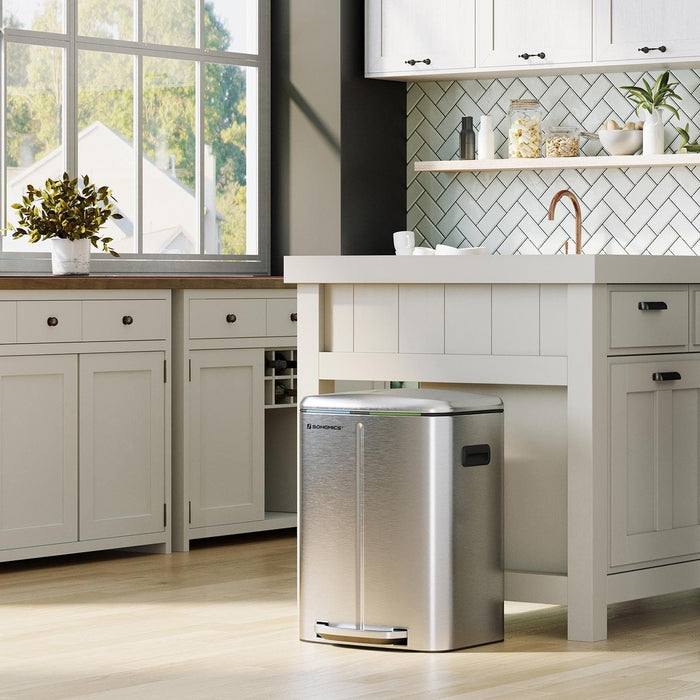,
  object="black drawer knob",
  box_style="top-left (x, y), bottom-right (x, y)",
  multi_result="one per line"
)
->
top-left (404, 58), bottom-right (431, 66)
top-left (226, 313), bottom-right (237, 323)
top-left (652, 371), bottom-right (681, 382)
top-left (122, 315), bottom-right (133, 326)
top-left (638, 45), bottom-right (666, 53)
top-left (638, 301), bottom-right (668, 310)
top-left (290, 312), bottom-right (298, 322)
top-left (518, 51), bottom-right (546, 60)
top-left (47, 316), bottom-right (59, 327)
